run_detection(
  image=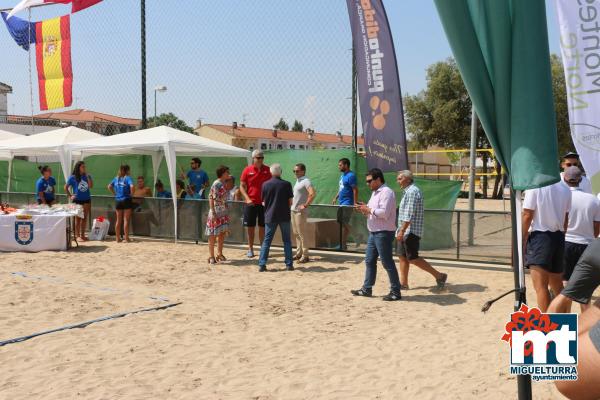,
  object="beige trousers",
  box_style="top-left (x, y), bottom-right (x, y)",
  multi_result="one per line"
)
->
top-left (291, 210), bottom-right (309, 257)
